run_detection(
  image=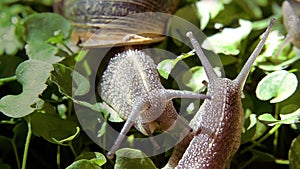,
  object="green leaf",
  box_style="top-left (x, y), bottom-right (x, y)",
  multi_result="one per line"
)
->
top-left (72, 70), bottom-right (90, 96)
top-left (100, 102), bottom-right (124, 122)
top-left (30, 111), bottom-right (79, 144)
top-left (258, 54), bottom-right (300, 71)
top-left (256, 32), bottom-right (300, 71)
top-left (256, 70), bottom-right (298, 103)
top-left (182, 66), bottom-right (222, 92)
top-left (219, 55), bottom-right (238, 66)
top-left (66, 159), bottom-right (102, 169)
top-left (0, 5), bottom-right (24, 55)
top-left (196, 0), bottom-right (224, 30)
top-left (186, 102), bottom-right (197, 114)
top-left (75, 152), bottom-right (107, 166)
top-left (258, 30), bottom-right (284, 58)
top-left (241, 110), bottom-right (258, 144)
top-left (236, 0), bottom-right (263, 19)
top-left (182, 66), bottom-right (207, 92)
top-left (258, 113), bottom-right (279, 124)
top-left (157, 59), bottom-right (176, 79)
top-left (252, 17), bottom-right (276, 30)
top-left (73, 100), bottom-right (102, 112)
top-left (0, 60), bottom-right (53, 118)
top-left (289, 135), bottom-right (300, 169)
top-left (0, 12), bottom-right (73, 118)
top-left (23, 13), bottom-right (71, 42)
top-left (47, 30), bottom-right (65, 45)
top-left (280, 109), bottom-right (300, 125)
top-left (57, 104), bottom-right (67, 119)
top-left (258, 109), bottom-right (300, 126)
top-left (25, 41), bottom-right (63, 64)
top-left (115, 148), bottom-right (156, 169)
top-left (202, 19), bottom-right (252, 55)
top-left (97, 120), bottom-right (107, 137)
top-left (247, 113), bottom-right (257, 130)
top-left (51, 64), bottom-right (73, 97)
top-left (51, 63), bottom-right (90, 97)
top-left (72, 100), bottom-right (123, 123)
top-left (157, 50), bottom-right (195, 79)
top-left (0, 20), bottom-right (23, 55)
